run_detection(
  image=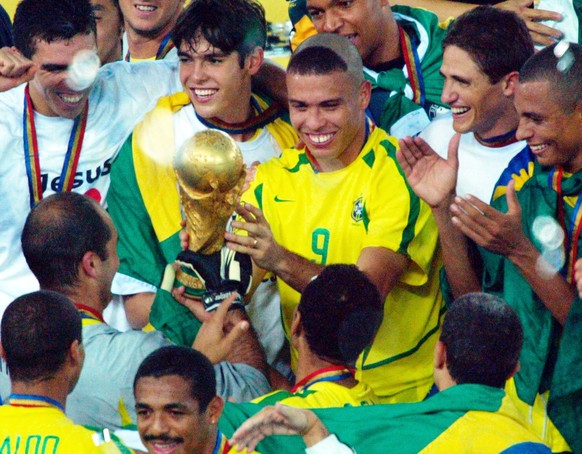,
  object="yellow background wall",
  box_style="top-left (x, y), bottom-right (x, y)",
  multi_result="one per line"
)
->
top-left (2, 0), bottom-right (288, 23)
top-left (2, 0), bottom-right (18, 19)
